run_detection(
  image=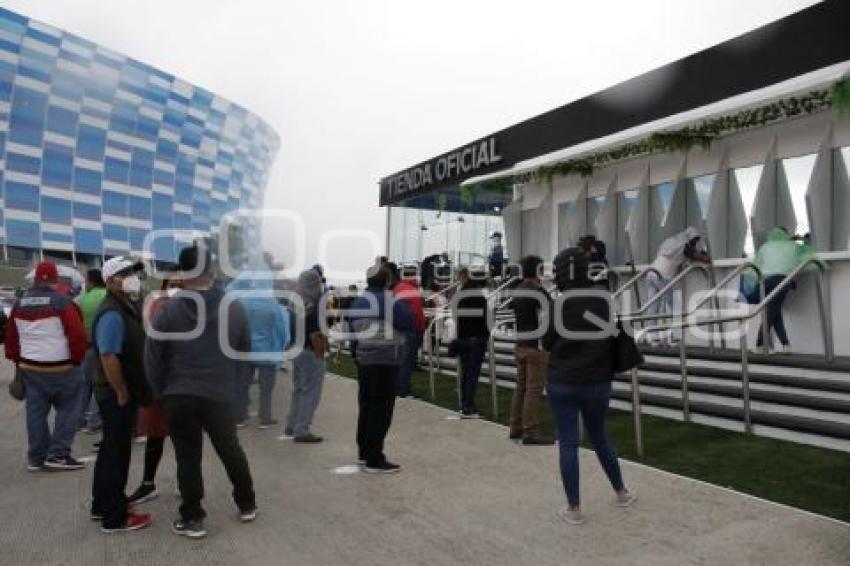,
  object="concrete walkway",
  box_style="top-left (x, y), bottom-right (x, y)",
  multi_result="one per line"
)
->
top-left (0, 361), bottom-right (847, 566)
